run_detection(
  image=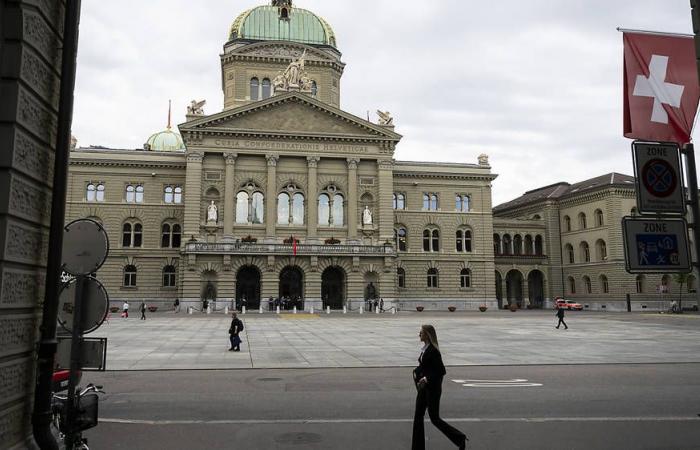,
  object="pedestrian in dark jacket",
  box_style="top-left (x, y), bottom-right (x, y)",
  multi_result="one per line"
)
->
top-left (412, 324), bottom-right (467, 450)
top-left (556, 306), bottom-right (568, 329)
top-left (228, 312), bottom-right (244, 351)
top-left (140, 302), bottom-right (146, 320)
